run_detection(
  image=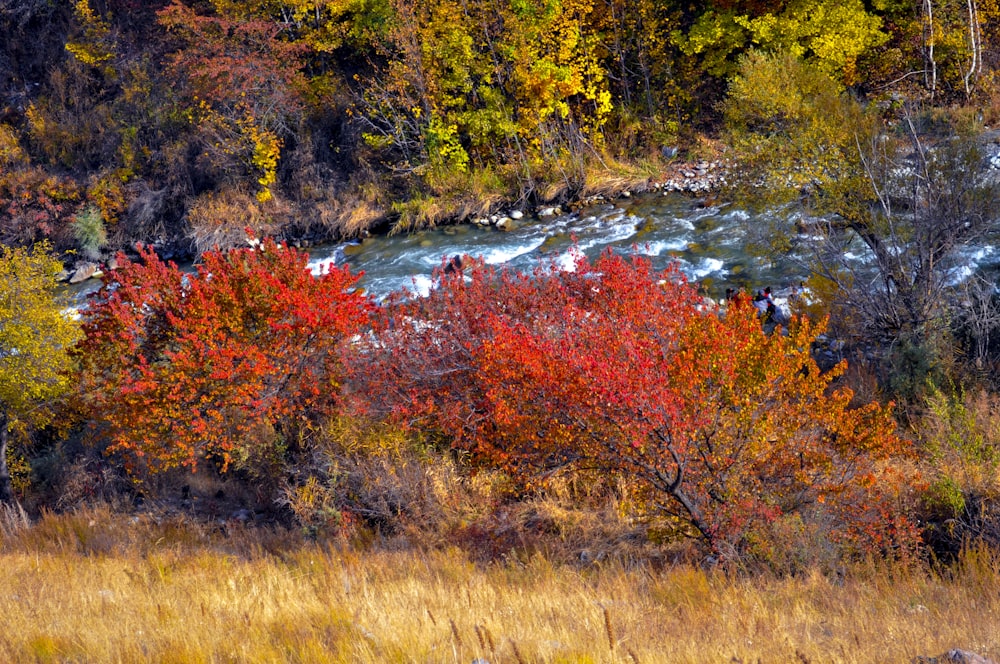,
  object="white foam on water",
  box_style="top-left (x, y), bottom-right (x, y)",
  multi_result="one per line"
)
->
top-left (555, 246), bottom-right (586, 273)
top-left (689, 258), bottom-right (726, 280)
top-left (574, 219), bottom-right (639, 251)
top-left (947, 264), bottom-right (976, 285)
top-left (968, 245), bottom-right (996, 262)
top-left (480, 238), bottom-right (547, 264)
top-left (308, 256), bottom-right (338, 276)
top-left (635, 239), bottom-right (689, 256)
top-left (406, 274), bottom-right (434, 298)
